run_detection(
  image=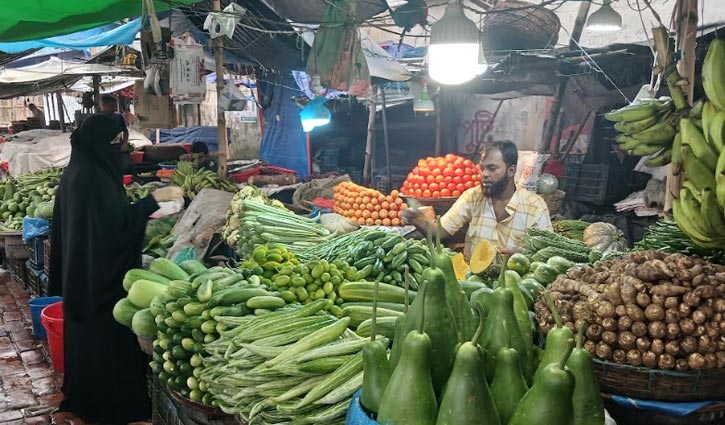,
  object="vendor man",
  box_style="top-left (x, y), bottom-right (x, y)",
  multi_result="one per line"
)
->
top-left (402, 140), bottom-right (552, 258)
top-left (27, 103), bottom-right (46, 128)
top-left (180, 142), bottom-right (218, 172)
